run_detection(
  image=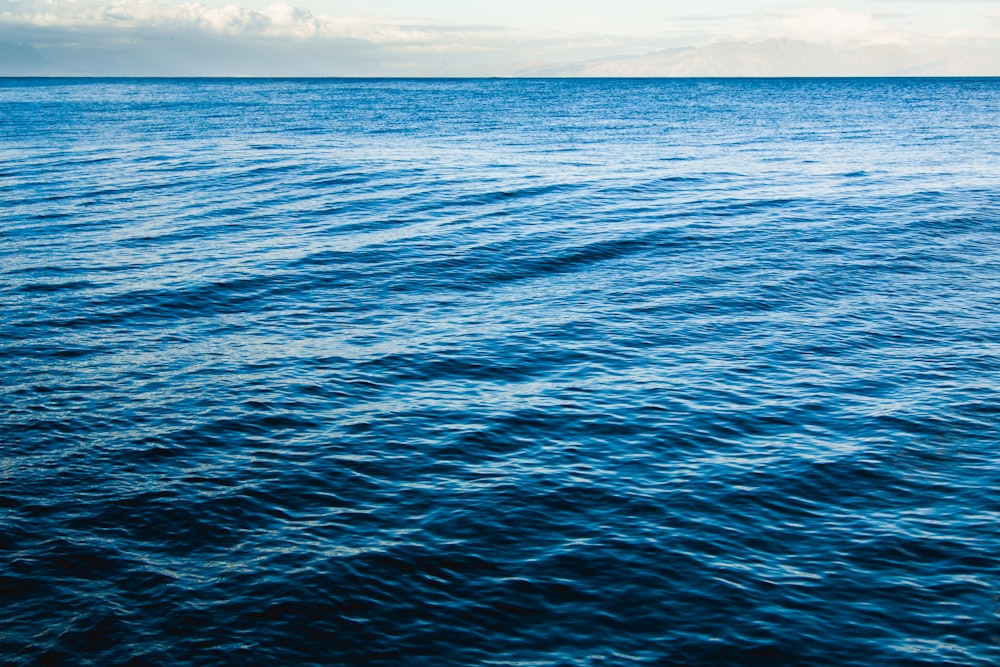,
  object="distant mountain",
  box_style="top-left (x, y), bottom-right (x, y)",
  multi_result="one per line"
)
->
top-left (0, 42), bottom-right (52, 75)
top-left (0, 35), bottom-right (994, 77)
top-left (517, 39), bottom-right (998, 77)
